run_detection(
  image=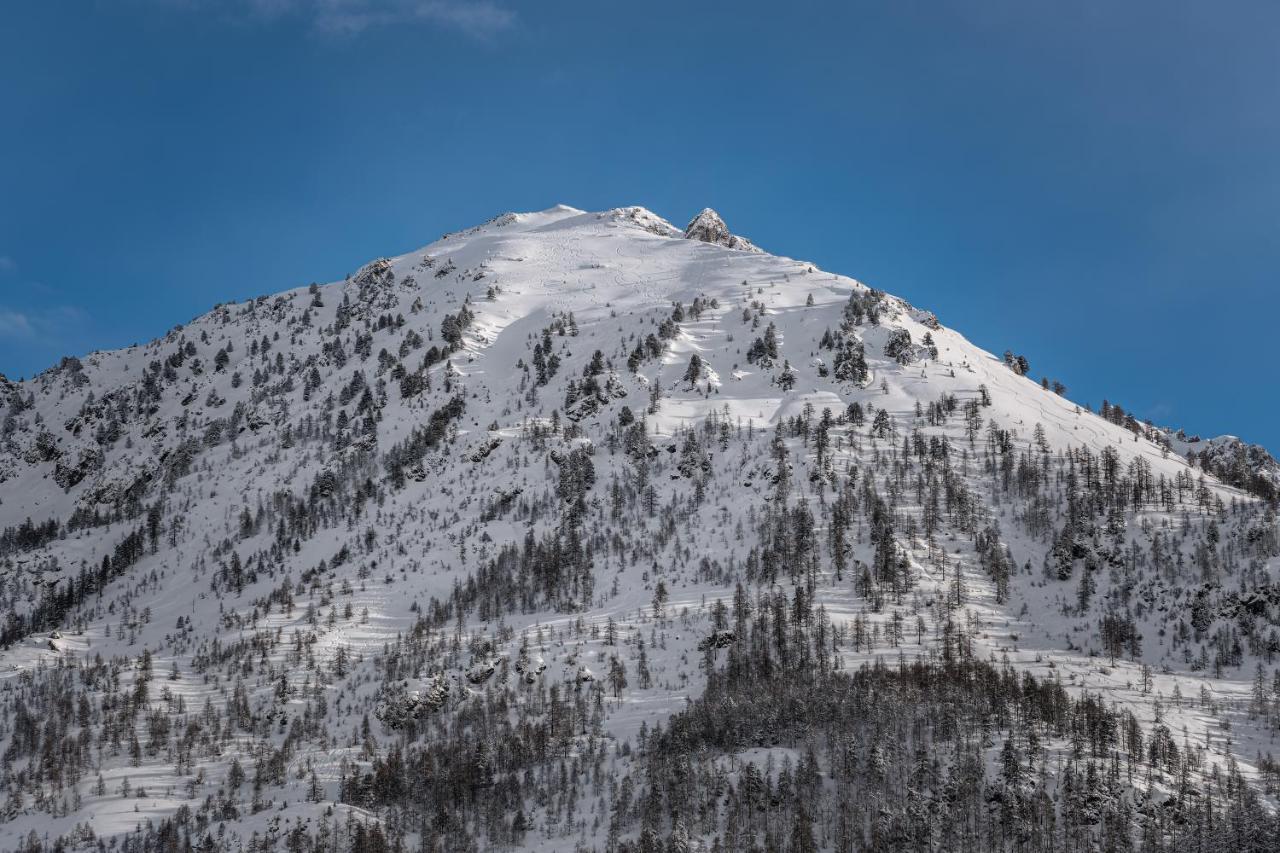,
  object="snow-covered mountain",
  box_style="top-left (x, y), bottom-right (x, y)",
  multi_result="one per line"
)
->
top-left (1, 205), bottom-right (1278, 852)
